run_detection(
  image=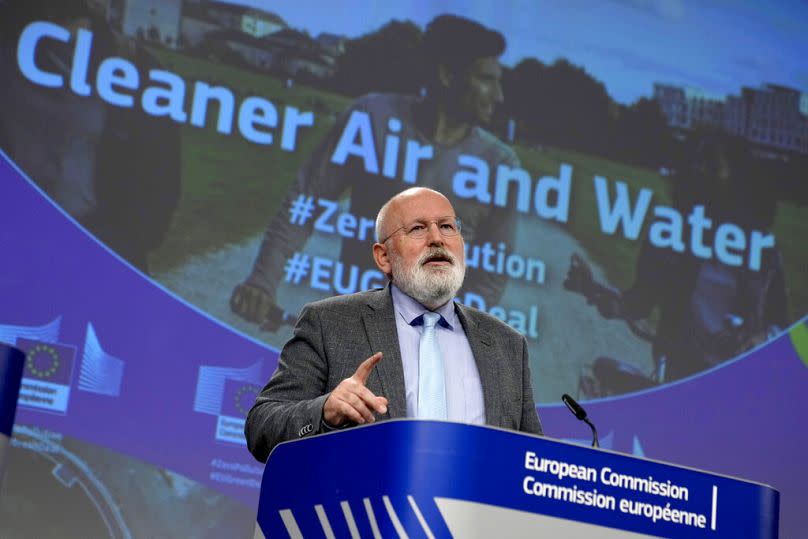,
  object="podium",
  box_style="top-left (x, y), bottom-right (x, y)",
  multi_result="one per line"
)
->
top-left (255, 420), bottom-right (778, 538)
